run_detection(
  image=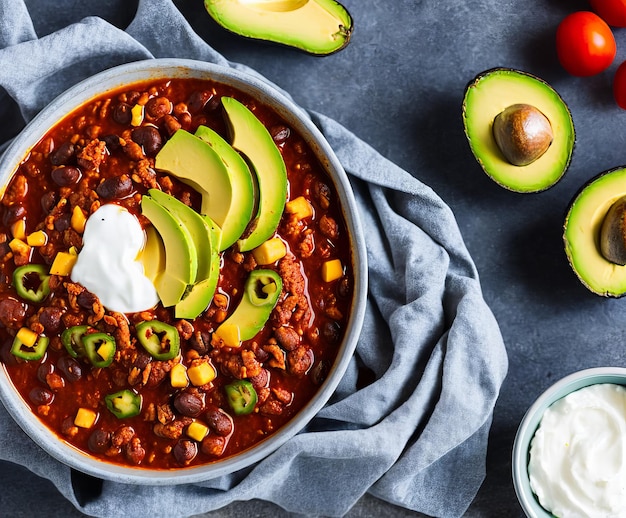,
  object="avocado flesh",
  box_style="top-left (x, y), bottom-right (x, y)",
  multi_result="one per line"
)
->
top-left (204, 0), bottom-right (352, 55)
top-left (221, 97), bottom-right (287, 252)
top-left (463, 68), bottom-right (574, 193)
top-left (194, 125), bottom-right (255, 251)
top-left (564, 167), bottom-right (626, 297)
